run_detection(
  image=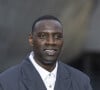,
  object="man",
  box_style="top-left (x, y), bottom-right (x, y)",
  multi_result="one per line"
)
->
top-left (0, 15), bottom-right (92, 90)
